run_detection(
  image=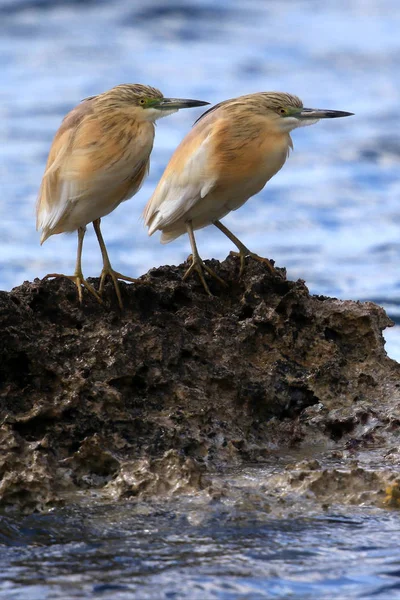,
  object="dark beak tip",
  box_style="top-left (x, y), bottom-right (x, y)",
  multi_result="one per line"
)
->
top-left (331, 110), bottom-right (354, 118)
top-left (301, 108), bottom-right (354, 119)
top-left (160, 98), bottom-right (210, 109)
top-left (322, 109), bottom-right (354, 119)
top-left (186, 99), bottom-right (210, 107)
